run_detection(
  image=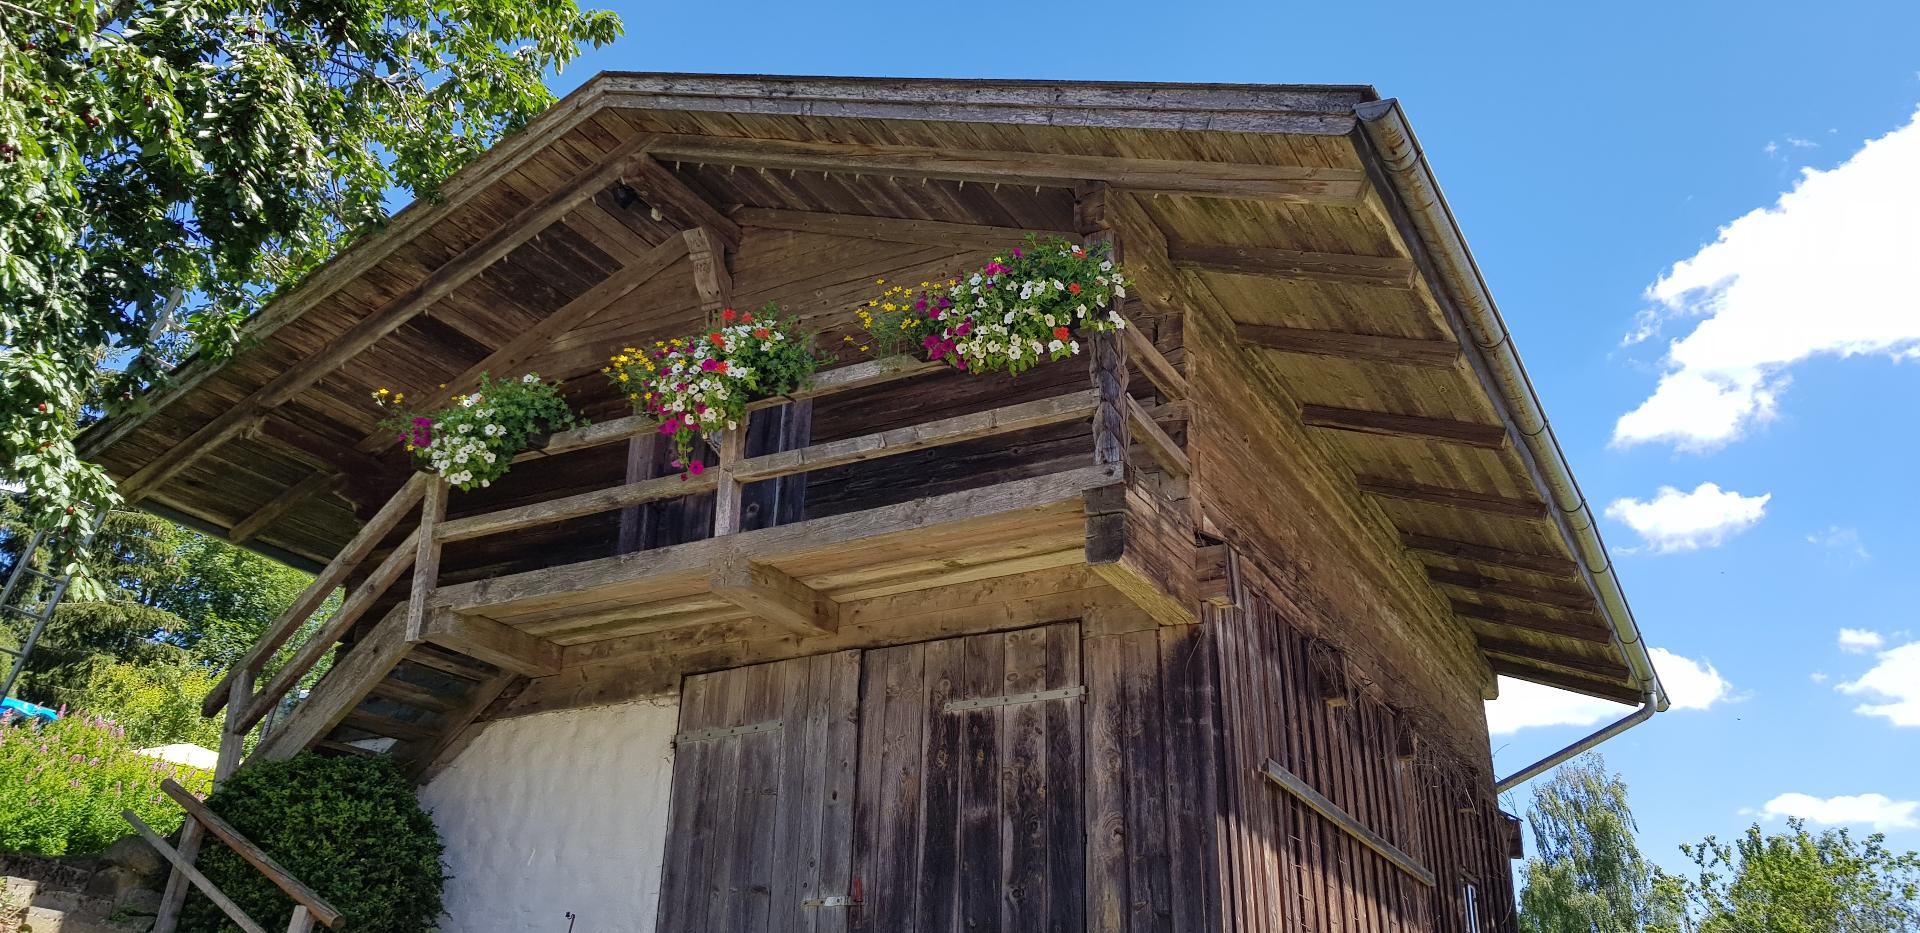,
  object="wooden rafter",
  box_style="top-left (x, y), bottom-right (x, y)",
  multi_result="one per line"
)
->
top-left (646, 133), bottom-right (1367, 205)
top-left (1235, 323), bottom-right (1462, 369)
top-left (1427, 566), bottom-right (1592, 611)
top-left (1171, 241), bottom-right (1416, 289)
top-left (621, 154), bottom-right (740, 247)
top-left (732, 207), bottom-right (1078, 250)
top-left (118, 132), bottom-right (662, 503)
top-left (1299, 405), bottom-right (1509, 449)
top-left (420, 609), bottom-right (562, 678)
top-left (229, 472), bottom-right (341, 545)
top-left (1450, 600), bottom-right (1611, 644)
top-left (1401, 532), bottom-right (1579, 577)
top-left (1478, 638), bottom-right (1624, 680)
top-left (1356, 478), bottom-right (1547, 518)
top-left (709, 557), bottom-right (839, 637)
